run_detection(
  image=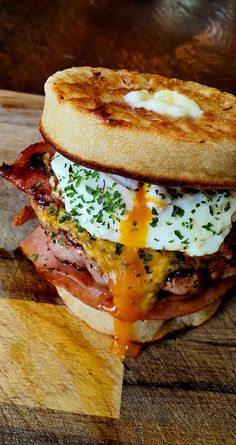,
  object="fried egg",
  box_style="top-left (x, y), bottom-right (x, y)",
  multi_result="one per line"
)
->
top-left (51, 152), bottom-right (236, 256)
